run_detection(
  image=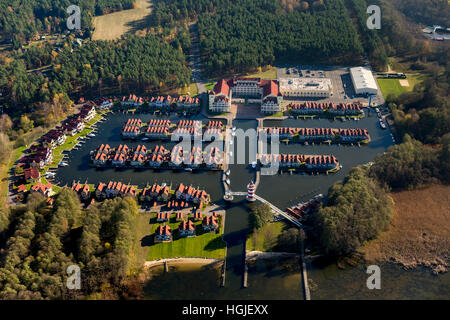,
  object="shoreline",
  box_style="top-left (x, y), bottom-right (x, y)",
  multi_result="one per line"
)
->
top-left (246, 250), bottom-right (299, 261)
top-left (143, 257), bottom-right (222, 270)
